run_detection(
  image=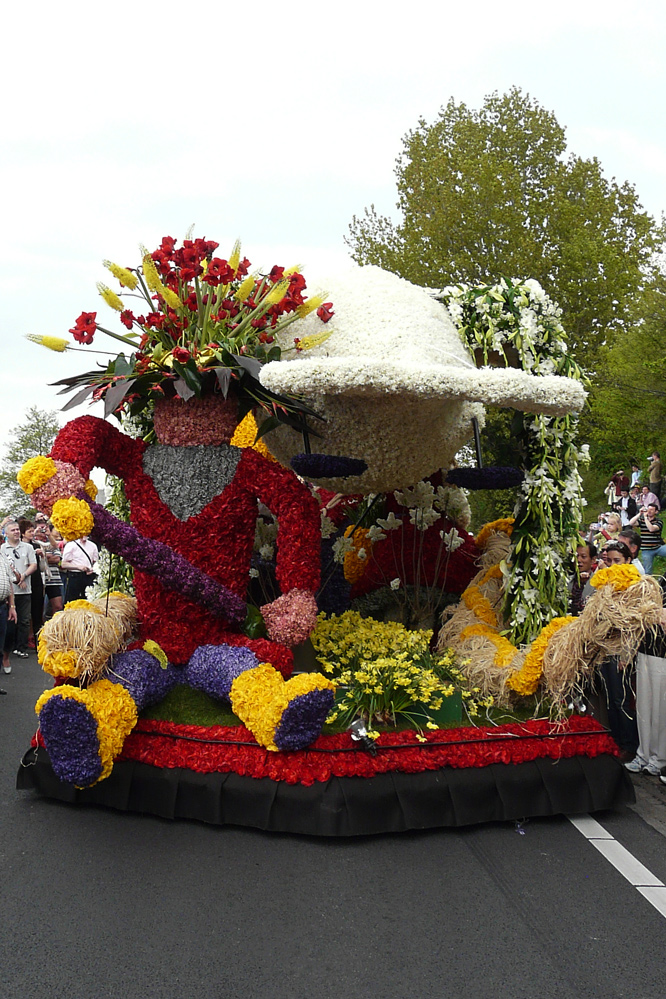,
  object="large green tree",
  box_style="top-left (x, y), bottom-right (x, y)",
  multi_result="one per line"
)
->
top-left (0, 407), bottom-right (60, 517)
top-left (587, 268), bottom-right (666, 472)
top-left (347, 87), bottom-right (661, 370)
